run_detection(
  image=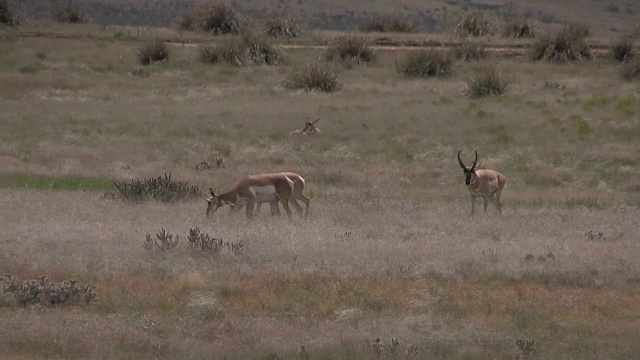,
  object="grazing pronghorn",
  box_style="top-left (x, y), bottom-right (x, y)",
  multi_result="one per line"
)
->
top-left (206, 173), bottom-right (294, 219)
top-left (290, 117), bottom-right (321, 136)
top-left (457, 150), bottom-right (506, 215)
top-left (231, 172), bottom-right (310, 217)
